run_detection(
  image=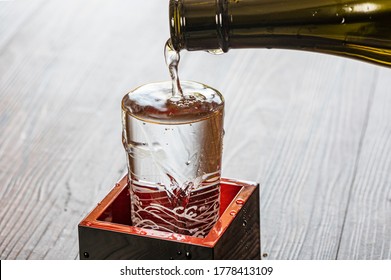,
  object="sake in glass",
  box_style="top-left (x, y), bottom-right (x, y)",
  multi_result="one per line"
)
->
top-left (121, 81), bottom-right (224, 237)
